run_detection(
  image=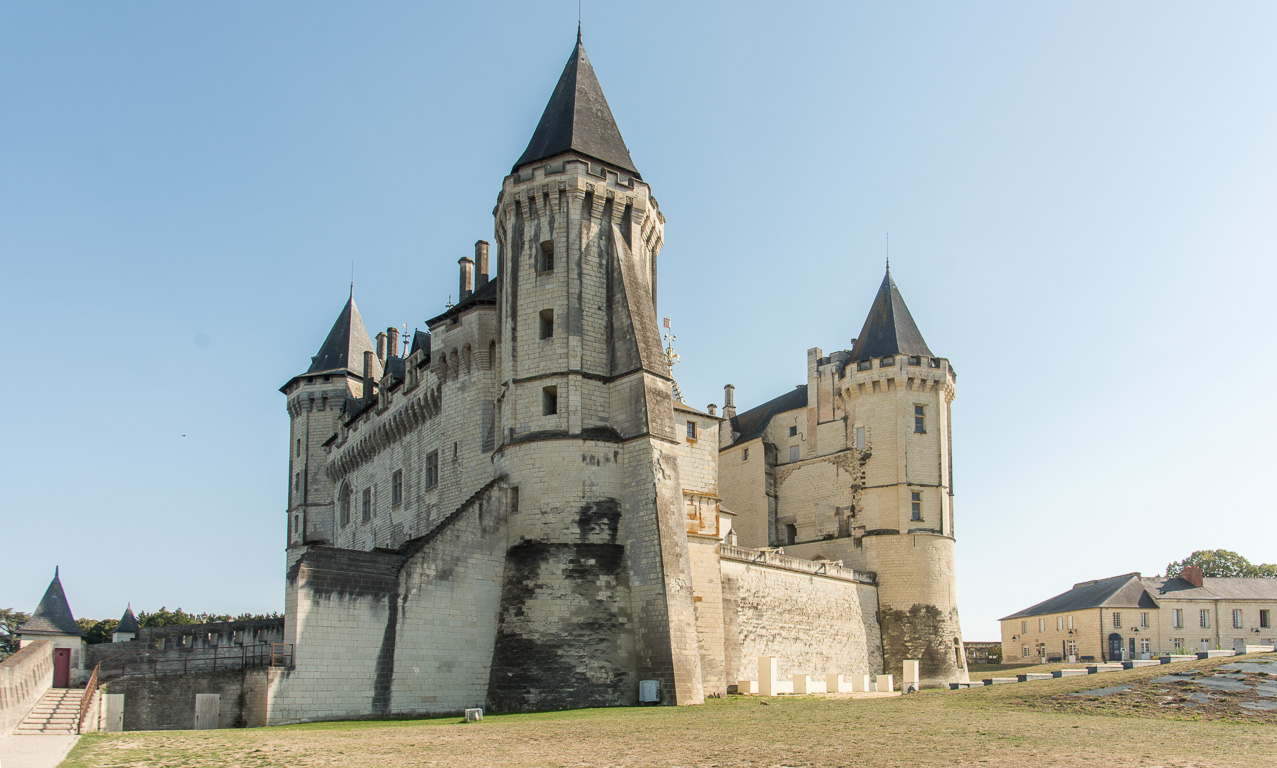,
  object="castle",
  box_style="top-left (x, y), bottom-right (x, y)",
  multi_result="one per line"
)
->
top-left (272, 32), bottom-right (967, 721)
